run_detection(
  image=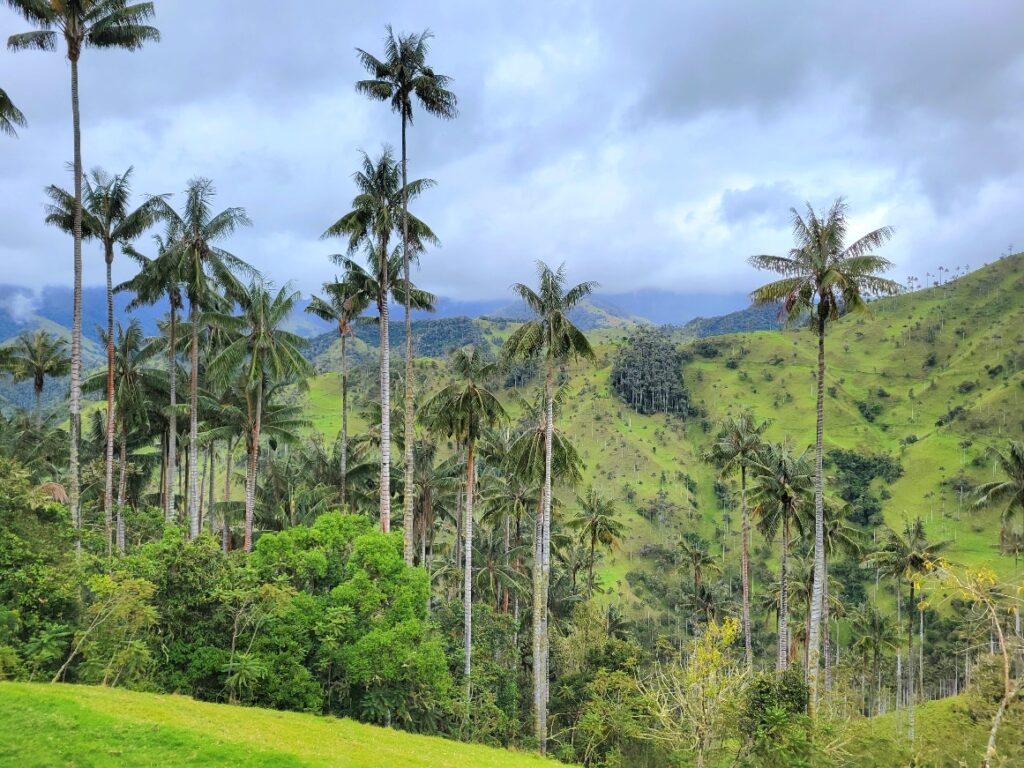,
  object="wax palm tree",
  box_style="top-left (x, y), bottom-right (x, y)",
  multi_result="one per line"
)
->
top-left (0, 86), bottom-right (26, 136)
top-left (119, 232), bottom-right (185, 524)
top-left (675, 532), bottom-right (722, 593)
top-left (974, 441), bottom-right (1024, 552)
top-left (208, 282), bottom-right (311, 552)
top-left (503, 260), bottom-right (596, 752)
top-left (323, 148), bottom-right (437, 539)
top-left (152, 178), bottom-right (253, 539)
top-left (749, 198), bottom-right (899, 706)
top-left (821, 499), bottom-right (863, 690)
top-left (305, 279), bottom-right (370, 508)
top-left (866, 518), bottom-right (946, 741)
top-left (356, 26), bottom-right (457, 568)
top-left (6, 0), bottom-right (160, 553)
top-left (419, 345), bottom-right (507, 720)
top-left (849, 604), bottom-right (897, 715)
top-left (568, 487), bottom-right (623, 597)
top-left (85, 320), bottom-right (159, 553)
top-left (46, 167), bottom-right (162, 548)
top-left (750, 441), bottom-right (813, 671)
top-left (703, 410), bottom-right (769, 667)
top-left (5, 330), bottom-right (70, 427)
